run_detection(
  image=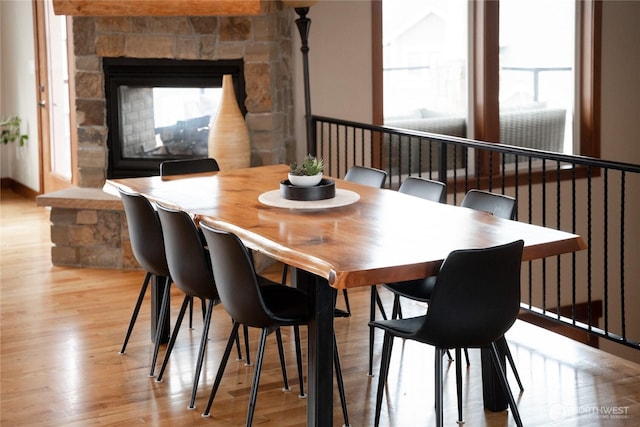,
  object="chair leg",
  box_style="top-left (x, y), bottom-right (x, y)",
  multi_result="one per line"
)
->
top-left (391, 295), bottom-right (399, 319)
top-left (188, 296), bottom-right (194, 329)
top-left (243, 324), bottom-right (252, 366)
top-left (187, 297), bottom-right (205, 329)
top-left (464, 348), bottom-right (470, 366)
top-left (293, 325), bottom-right (306, 398)
top-left (455, 348), bottom-right (464, 424)
top-left (368, 287), bottom-right (377, 376)
top-left (334, 333), bottom-right (350, 427)
top-left (374, 332), bottom-right (394, 427)
top-left (390, 294), bottom-right (405, 320)
top-left (434, 348), bottom-right (445, 427)
top-left (374, 287), bottom-right (388, 320)
top-left (234, 318), bottom-right (243, 361)
top-left (246, 329), bottom-right (269, 427)
top-left (275, 328), bottom-right (290, 391)
top-left (489, 342), bottom-right (523, 427)
top-left (149, 277), bottom-right (172, 377)
top-left (499, 336), bottom-right (524, 391)
top-left (188, 299), bottom-right (215, 410)
top-left (156, 296), bottom-right (190, 381)
top-left (368, 286), bottom-right (389, 377)
top-left (202, 322), bottom-right (241, 417)
top-left (342, 289), bottom-right (352, 316)
top-left (119, 272), bottom-right (151, 354)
